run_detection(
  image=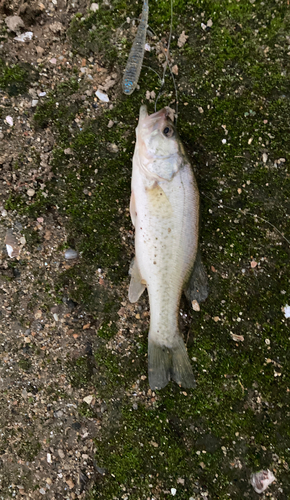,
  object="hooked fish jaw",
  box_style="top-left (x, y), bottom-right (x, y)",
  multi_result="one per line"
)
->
top-left (136, 105), bottom-right (182, 181)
